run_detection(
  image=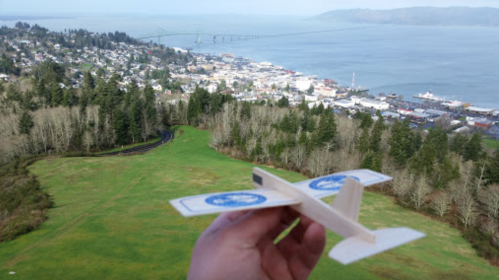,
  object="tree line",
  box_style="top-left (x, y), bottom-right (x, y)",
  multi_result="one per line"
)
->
top-left (0, 62), bottom-right (163, 164)
top-left (185, 99), bottom-right (499, 265)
